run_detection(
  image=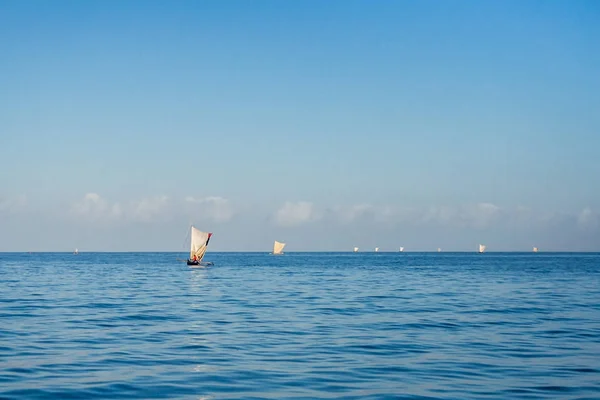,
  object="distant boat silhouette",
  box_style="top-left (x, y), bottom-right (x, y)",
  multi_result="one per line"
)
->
top-left (73, 248), bottom-right (78, 255)
top-left (533, 247), bottom-right (539, 253)
top-left (375, 247), bottom-right (379, 252)
top-left (353, 247), bottom-right (359, 253)
top-left (399, 247), bottom-right (404, 252)
top-left (272, 240), bottom-right (286, 255)
top-left (478, 244), bottom-right (486, 253)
